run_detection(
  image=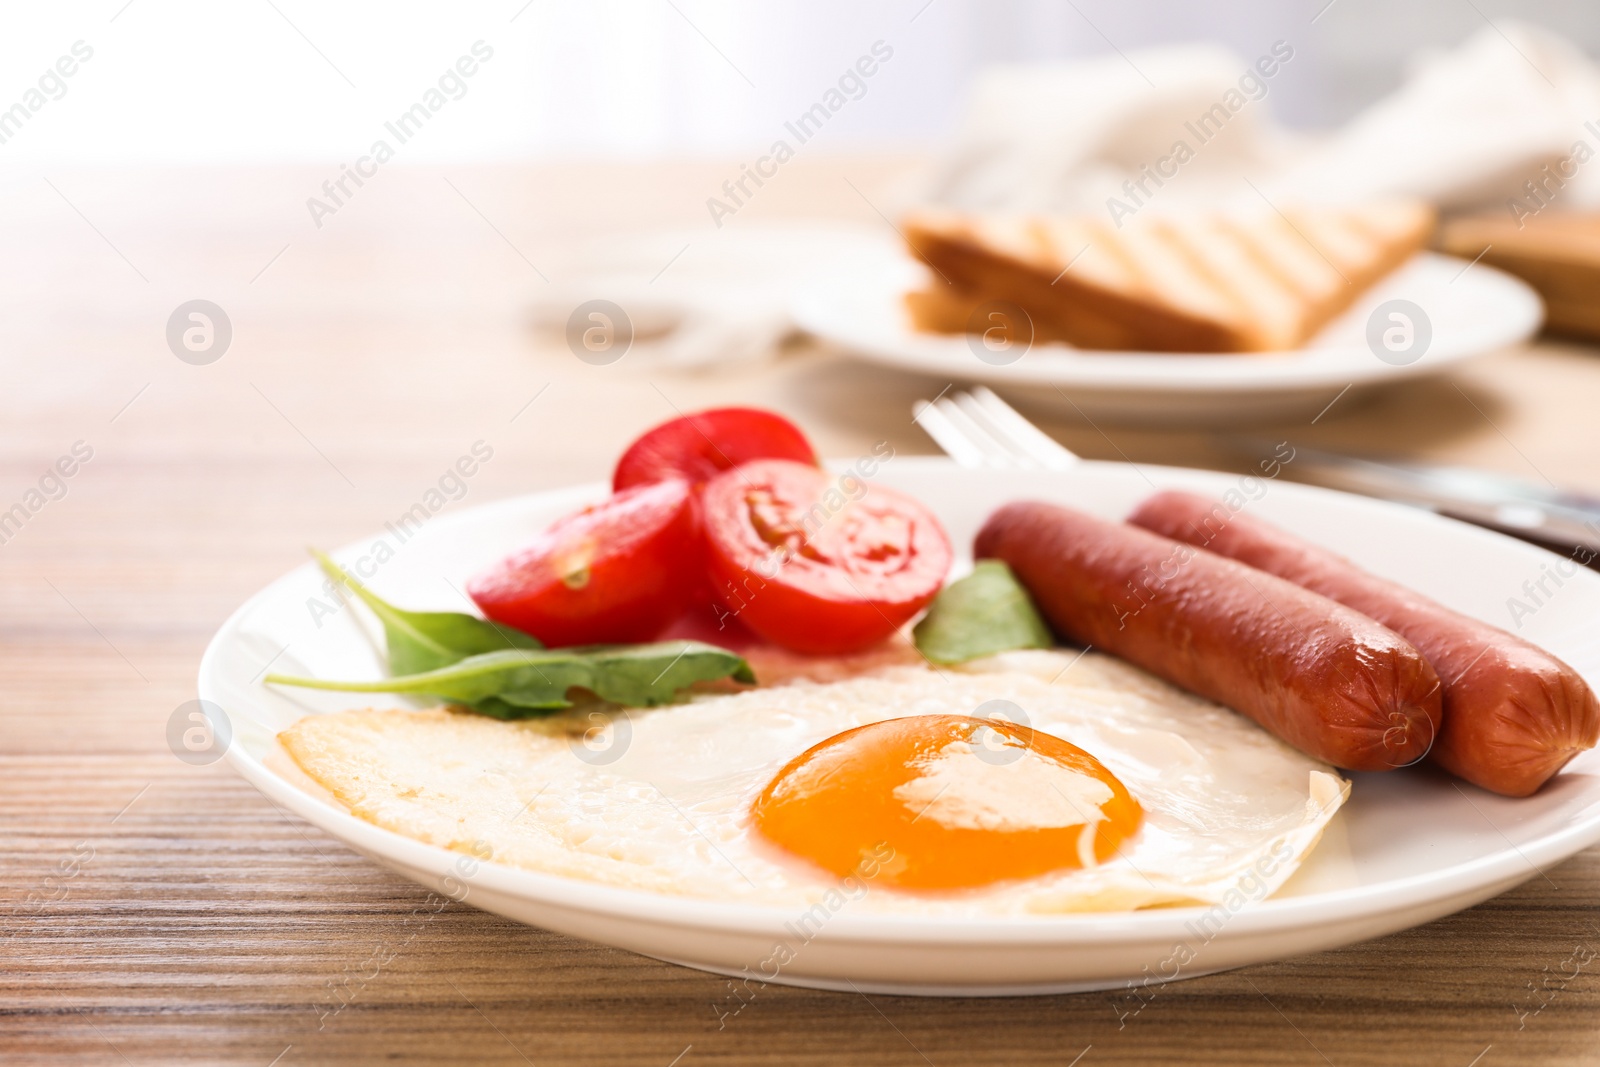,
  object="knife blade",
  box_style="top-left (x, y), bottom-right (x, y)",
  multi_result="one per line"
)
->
top-left (1217, 438), bottom-right (1600, 565)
